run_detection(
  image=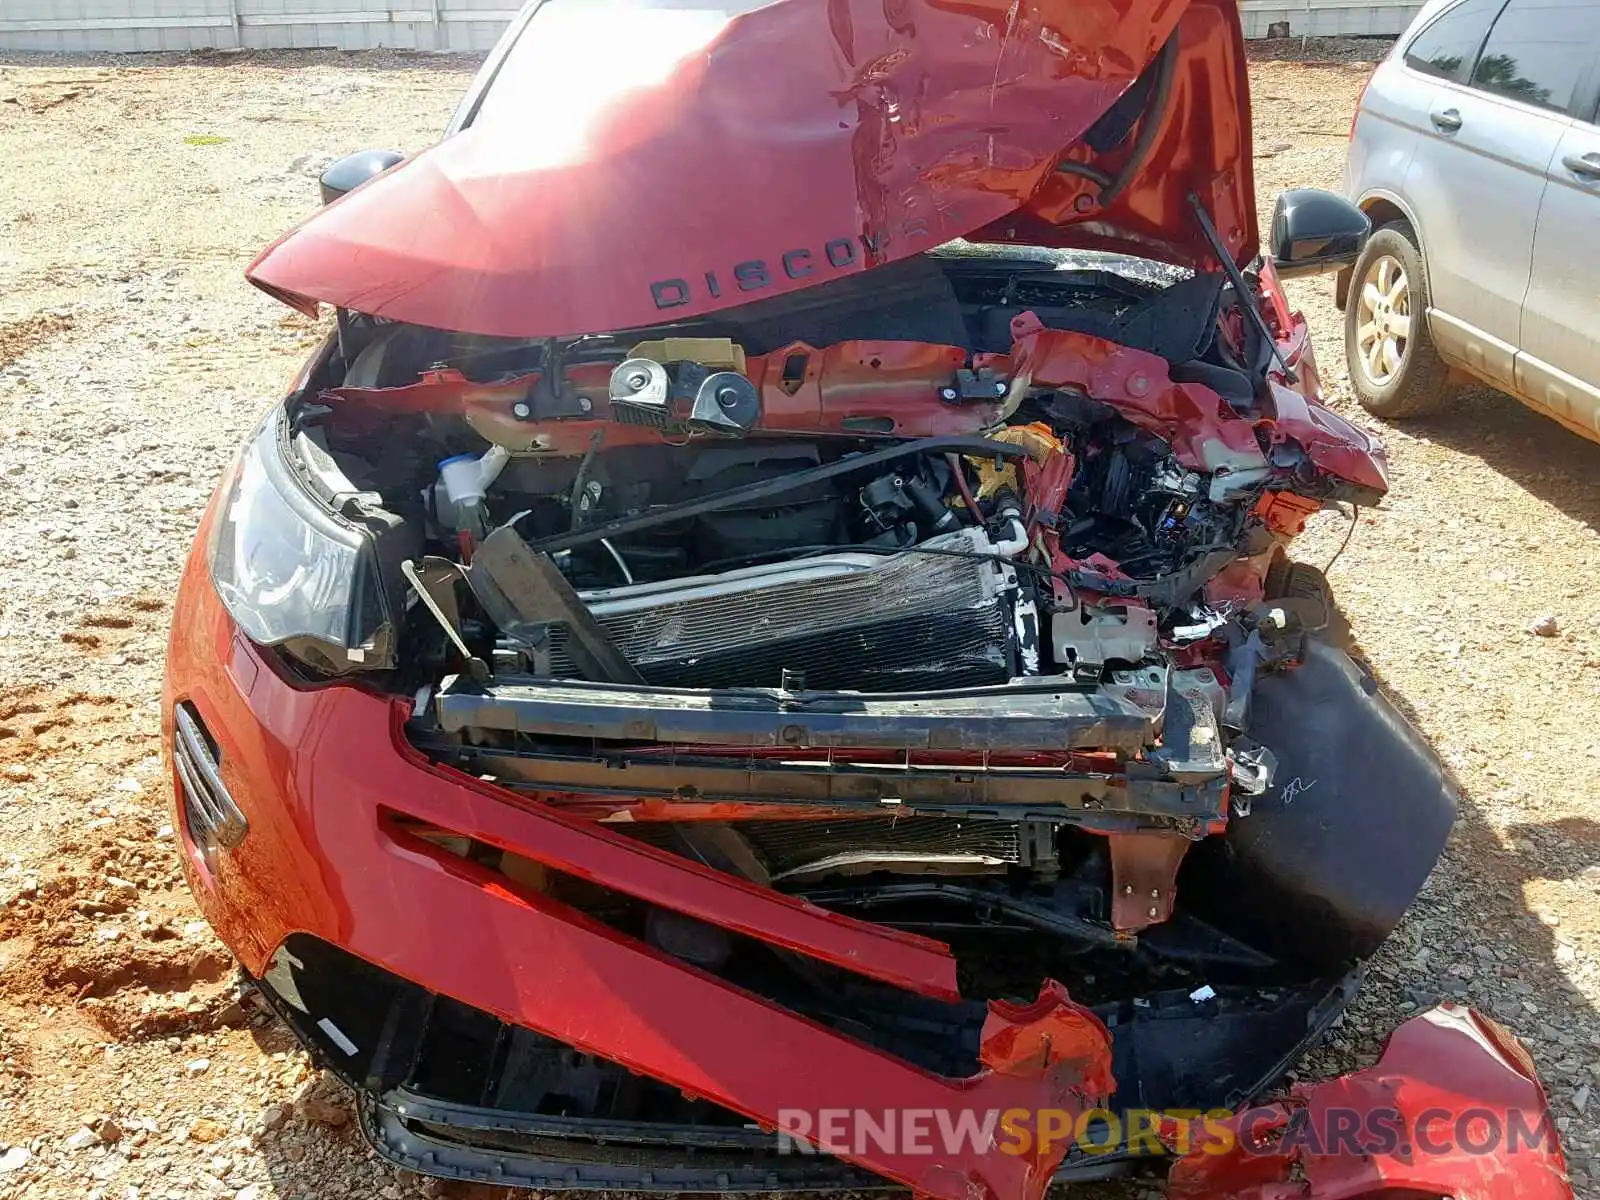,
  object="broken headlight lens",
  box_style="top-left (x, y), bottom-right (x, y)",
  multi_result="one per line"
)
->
top-left (208, 409), bottom-right (389, 670)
